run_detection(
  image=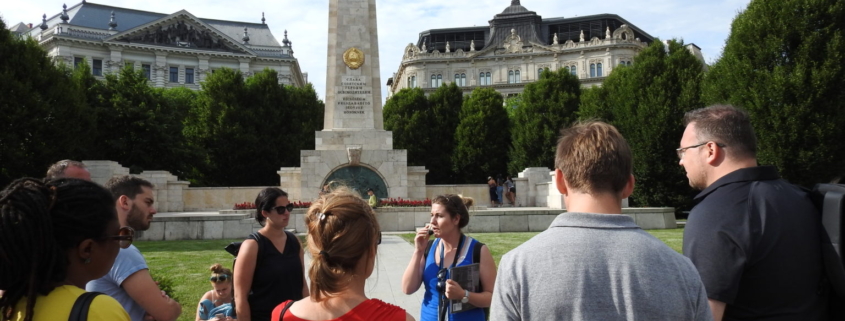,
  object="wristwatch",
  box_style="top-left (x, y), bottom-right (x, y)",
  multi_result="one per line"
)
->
top-left (461, 290), bottom-right (470, 303)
